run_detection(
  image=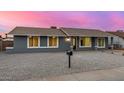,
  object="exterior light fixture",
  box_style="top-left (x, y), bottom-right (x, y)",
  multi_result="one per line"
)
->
top-left (65, 37), bottom-right (71, 42)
